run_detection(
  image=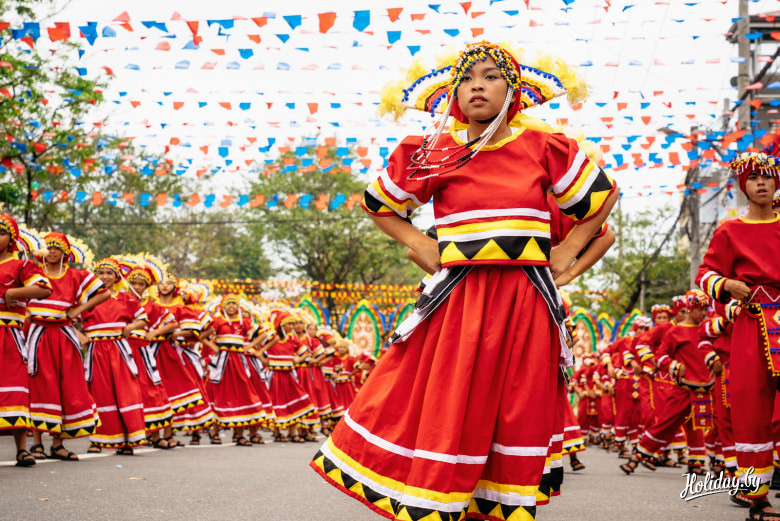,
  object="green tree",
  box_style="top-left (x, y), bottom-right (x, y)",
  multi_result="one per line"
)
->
top-left (246, 141), bottom-right (419, 311)
top-left (570, 203), bottom-right (690, 316)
